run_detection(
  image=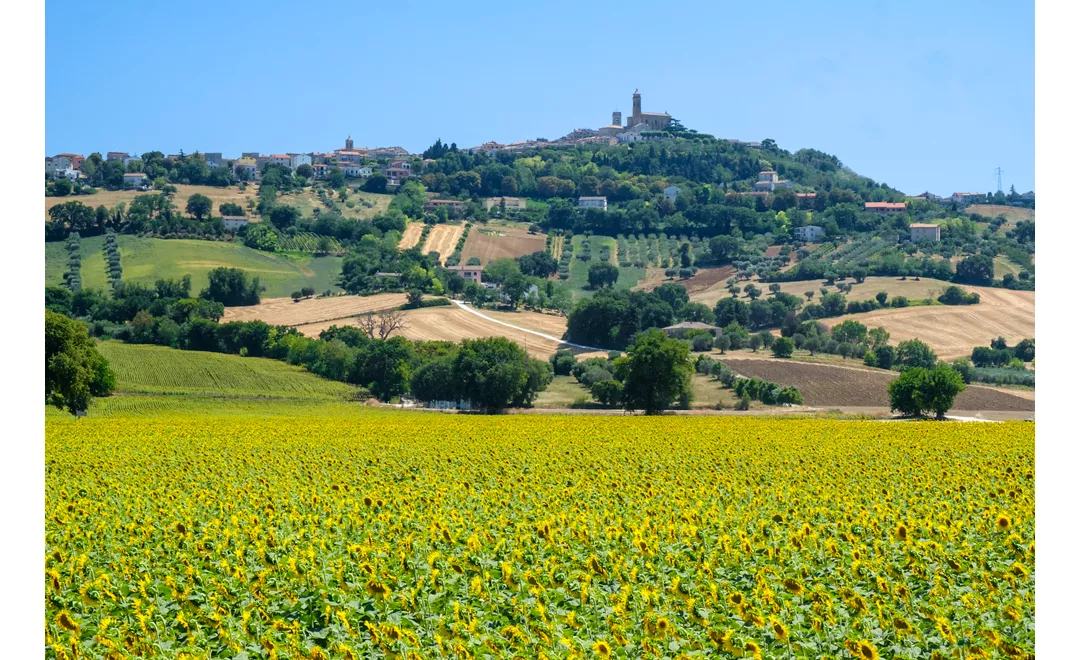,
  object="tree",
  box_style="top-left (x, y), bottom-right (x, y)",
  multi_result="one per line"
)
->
top-left (768, 283), bottom-right (781, 295)
top-left (482, 258), bottom-right (521, 285)
top-left (748, 334), bottom-right (763, 352)
top-left (550, 349), bottom-right (577, 376)
top-left (955, 254), bottom-right (995, 285)
top-left (405, 289), bottom-right (424, 308)
top-left (803, 336), bottom-right (820, 355)
top-left (45, 310), bottom-right (116, 414)
top-left (1014, 338), bottom-right (1035, 362)
top-left (357, 309), bottom-right (409, 340)
top-left (771, 336), bottom-right (794, 358)
top-left (409, 356), bottom-right (456, 403)
top-left (588, 262), bottom-right (619, 289)
top-left (186, 193), bottom-right (213, 220)
top-left (714, 297), bottom-right (749, 327)
top-left (518, 250), bottom-right (558, 278)
top-left (220, 202), bottom-right (245, 216)
top-left (453, 337), bottom-right (536, 411)
top-left (591, 379), bottom-right (622, 407)
top-left (52, 177), bottom-right (73, 196)
top-left (708, 235), bottom-right (740, 264)
top-left (895, 338), bottom-right (937, 370)
top-left (355, 337), bottom-right (414, 401)
top-left (200, 267), bottom-right (261, 306)
top-left (269, 205), bottom-right (301, 230)
top-left (875, 291), bottom-right (888, 306)
top-left (617, 329), bottom-right (693, 414)
top-left (296, 163), bottom-right (314, 179)
top-left (744, 284), bottom-right (762, 300)
top-left (832, 319), bottom-right (868, 344)
top-left (888, 365), bottom-right (966, 419)
top-left (502, 273), bottom-right (529, 308)
top-left (244, 223), bottom-right (278, 251)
